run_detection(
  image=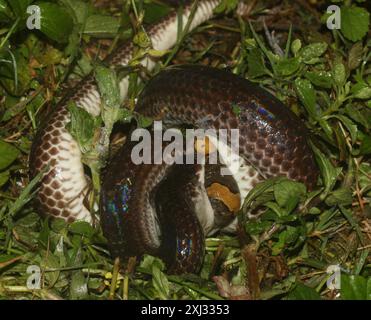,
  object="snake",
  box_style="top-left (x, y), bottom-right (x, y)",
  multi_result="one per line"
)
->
top-left (29, 1), bottom-right (319, 274)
